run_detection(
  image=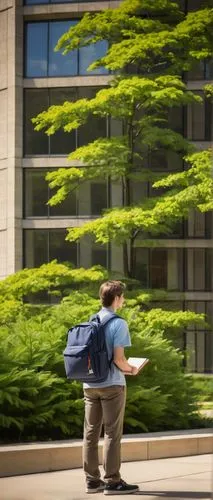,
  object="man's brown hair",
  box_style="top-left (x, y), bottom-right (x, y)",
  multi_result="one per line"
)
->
top-left (99, 280), bottom-right (126, 308)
